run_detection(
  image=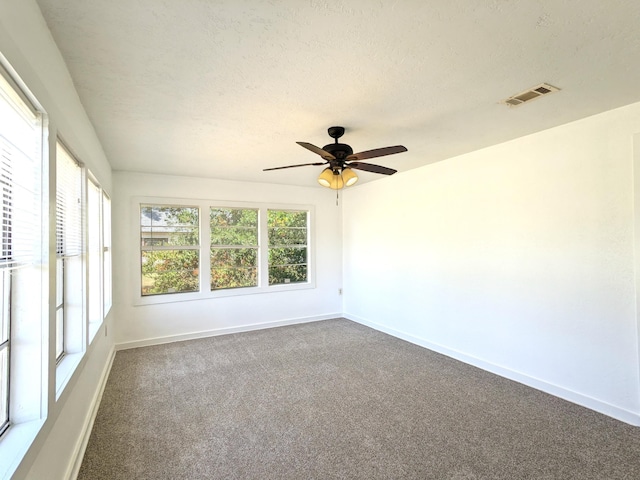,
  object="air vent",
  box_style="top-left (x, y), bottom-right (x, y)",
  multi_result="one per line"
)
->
top-left (501, 83), bottom-right (560, 107)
